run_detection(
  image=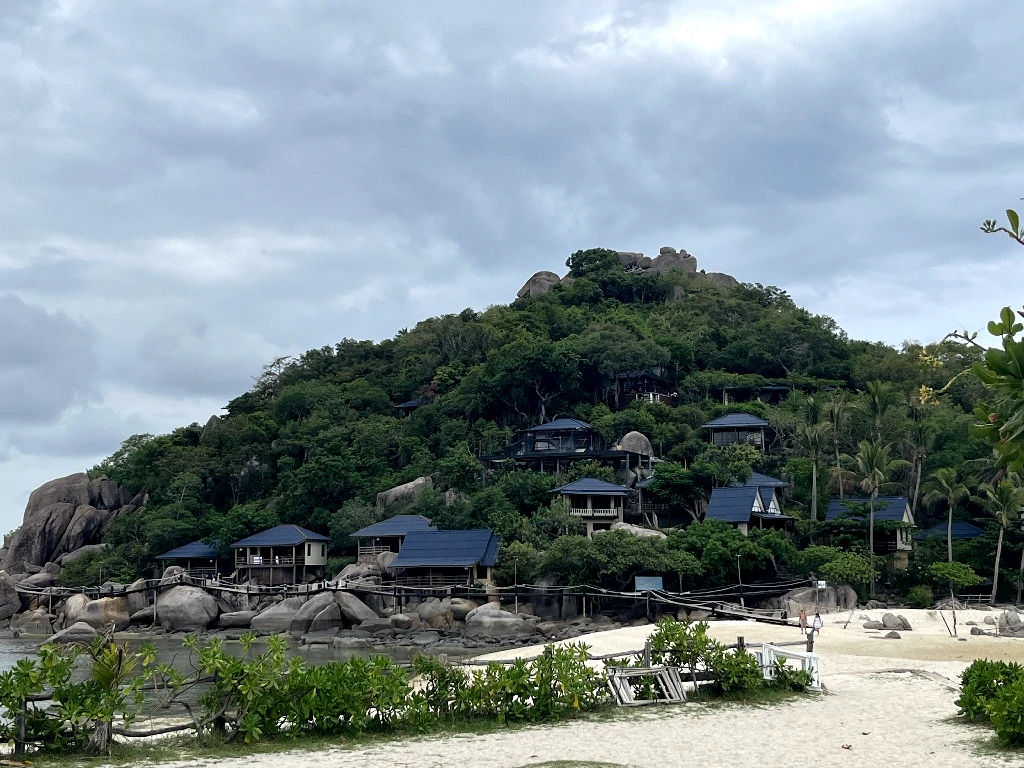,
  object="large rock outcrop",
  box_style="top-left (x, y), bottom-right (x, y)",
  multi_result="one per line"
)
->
top-left (650, 247), bottom-right (699, 276)
top-left (0, 572), bottom-right (21, 621)
top-left (156, 586), bottom-right (219, 631)
top-left (605, 522), bottom-right (667, 540)
top-left (376, 477), bottom-right (433, 510)
top-left (335, 591), bottom-right (379, 625)
top-left (765, 585), bottom-right (858, 616)
top-left (517, 271), bottom-right (562, 299)
top-left (465, 602), bottom-right (538, 638)
top-left (1, 474), bottom-right (142, 575)
top-left (78, 597), bottom-right (130, 631)
top-left (251, 597), bottom-right (307, 633)
top-left (617, 431), bottom-right (655, 457)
